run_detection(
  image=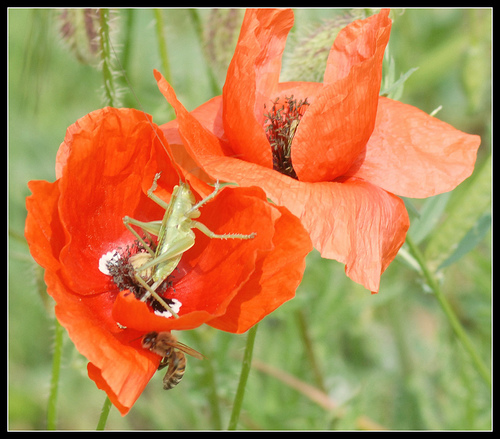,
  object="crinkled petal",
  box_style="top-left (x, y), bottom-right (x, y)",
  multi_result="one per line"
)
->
top-left (25, 180), bottom-right (65, 273)
top-left (323, 9), bottom-right (391, 83)
top-left (345, 97), bottom-right (481, 197)
top-left (155, 71), bottom-right (226, 160)
top-left (45, 269), bottom-right (158, 416)
top-left (292, 9), bottom-right (392, 182)
top-left (291, 178), bottom-right (409, 293)
top-left (270, 177), bottom-right (409, 292)
top-left (208, 203), bottom-right (312, 333)
top-left (87, 354), bottom-right (158, 416)
top-left (189, 155), bottom-right (408, 293)
top-left (56, 108), bottom-right (171, 295)
top-left (222, 8), bottom-right (294, 167)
